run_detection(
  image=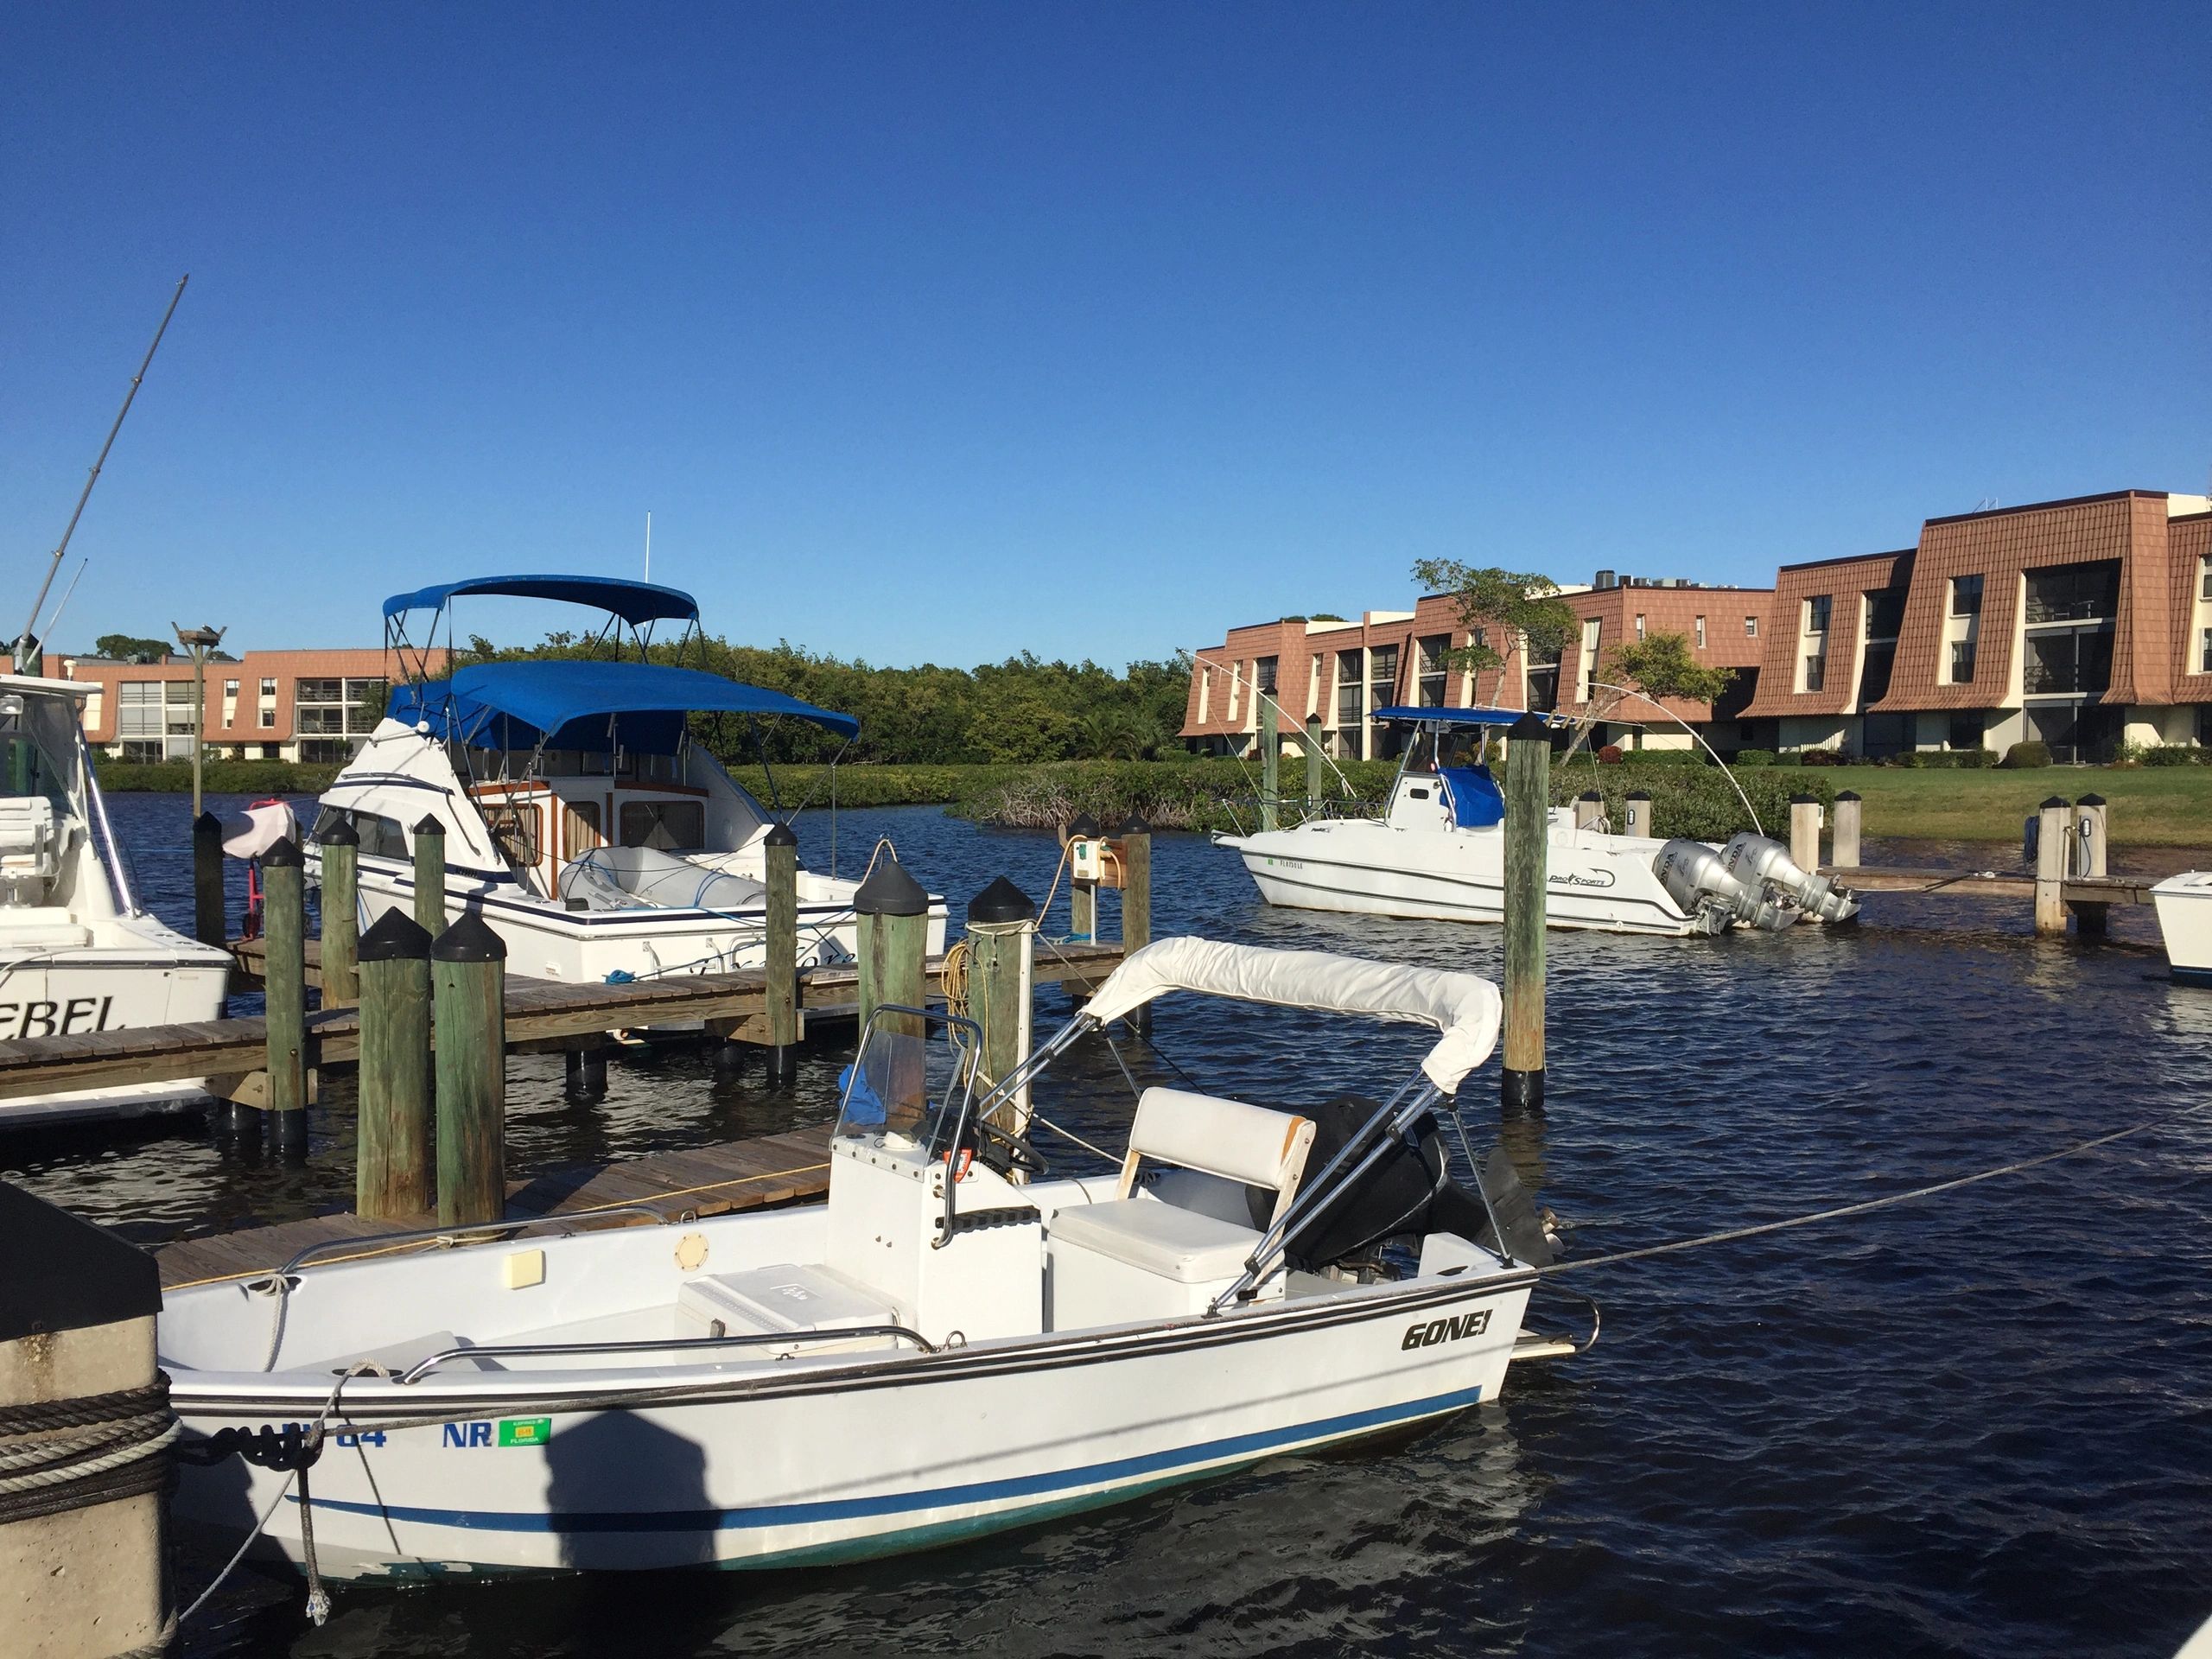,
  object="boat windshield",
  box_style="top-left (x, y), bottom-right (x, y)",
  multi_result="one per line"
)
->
top-left (1403, 727), bottom-right (1486, 774)
top-left (833, 1014), bottom-right (980, 1160)
top-left (0, 692), bottom-right (84, 810)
